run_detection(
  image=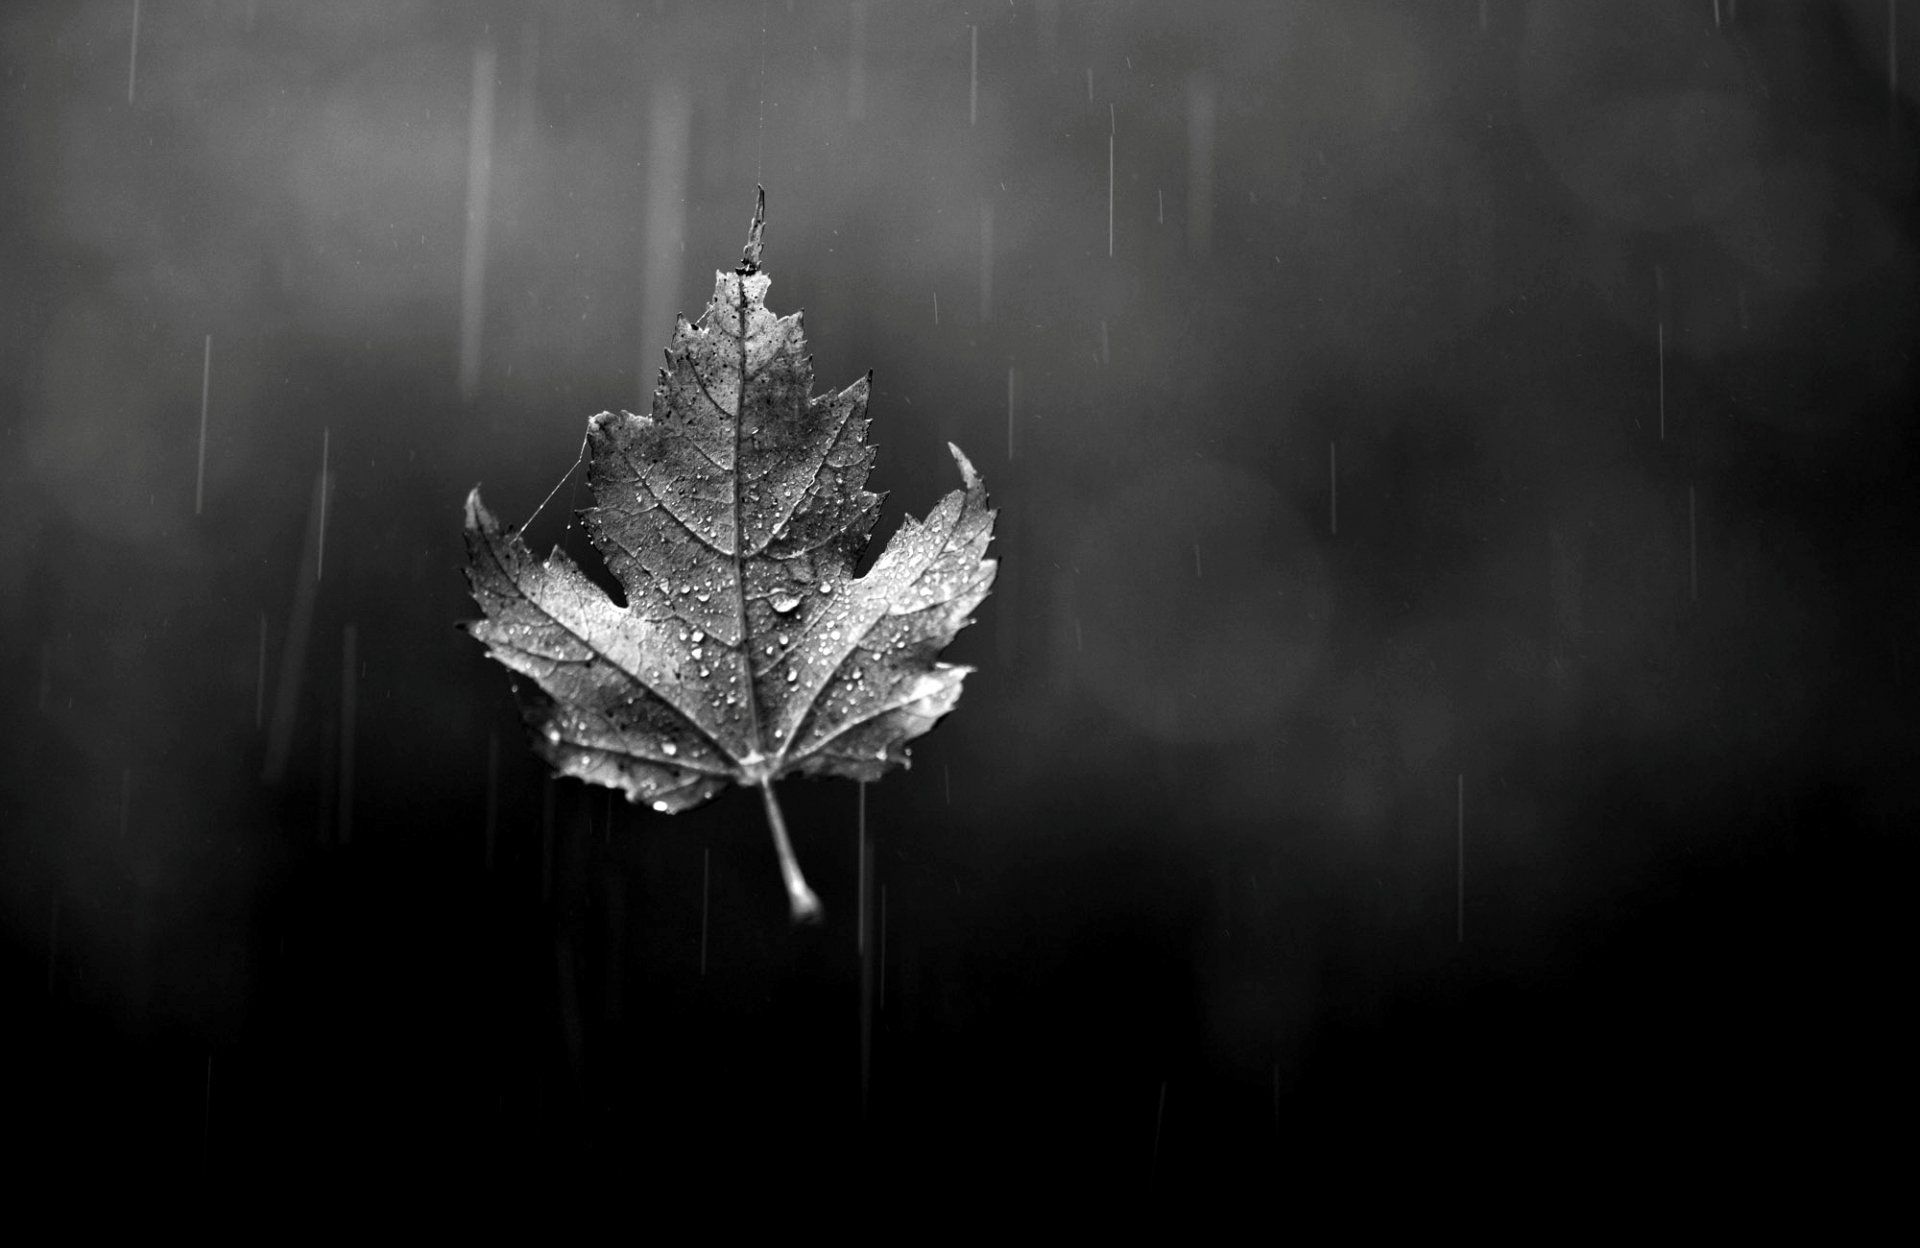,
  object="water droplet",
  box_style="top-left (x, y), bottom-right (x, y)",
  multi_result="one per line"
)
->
top-left (691, 646), bottom-right (703, 660)
top-left (652, 800), bottom-right (670, 813)
top-left (772, 593), bottom-right (800, 613)
top-left (662, 740), bottom-right (678, 756)
top-left (787, 668), bottom-right (799, 683)
top-left (680, 583), bottom-right (693, 595)
top-left (691, 629), bottom-right (705, 643)
top-left (698, 666), bottom-right (711, 678)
